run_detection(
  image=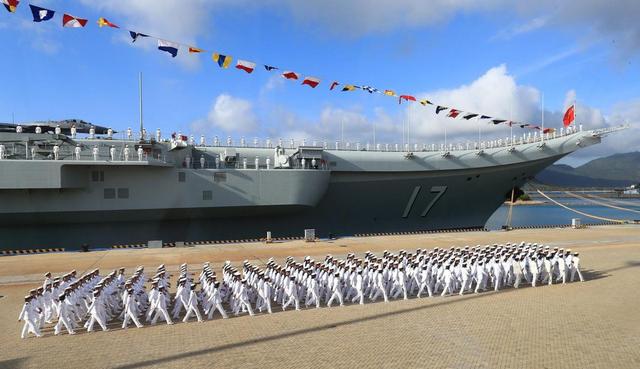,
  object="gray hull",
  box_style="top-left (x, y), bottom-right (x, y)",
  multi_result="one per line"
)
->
top-left (0, 129), bottom-right (602, 249)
